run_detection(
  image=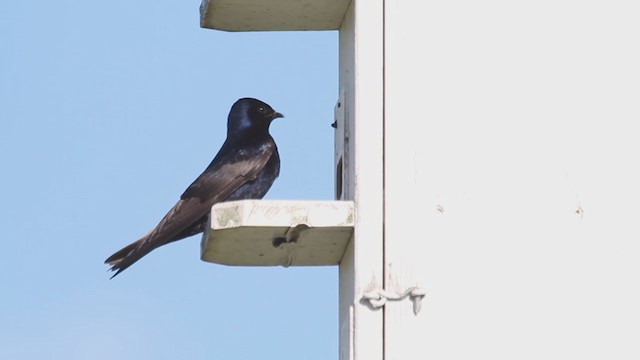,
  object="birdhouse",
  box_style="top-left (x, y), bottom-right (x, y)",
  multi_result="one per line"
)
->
top-left (199, 1), bottom-right (640, 359)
